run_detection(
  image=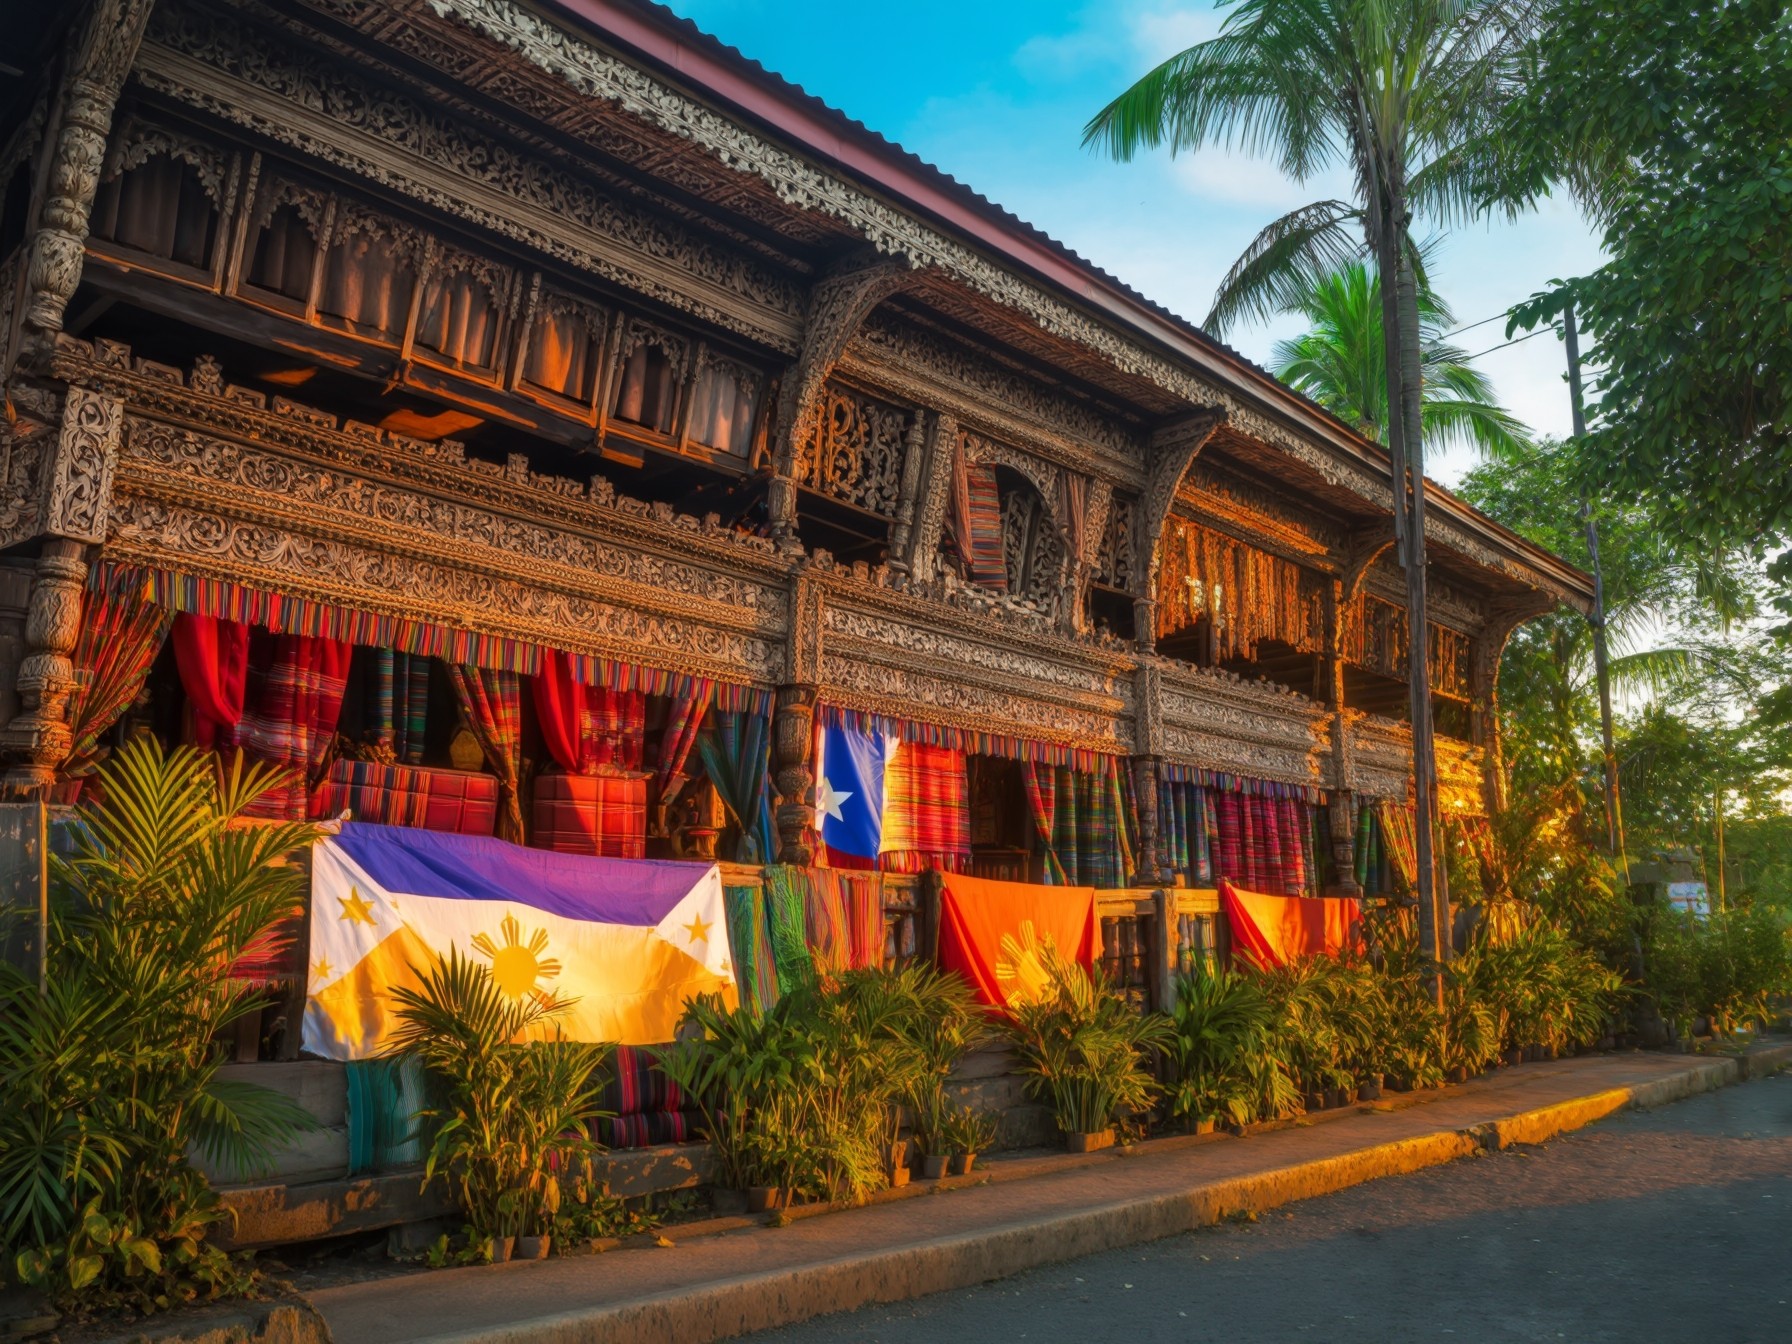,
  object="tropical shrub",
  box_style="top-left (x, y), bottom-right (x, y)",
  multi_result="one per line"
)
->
top-left (386, 949), bottom-right (609, 1245)
top-left (1003, 942), bottom-right (1169, 1137)
top-left (1643, 905), bottom-right (1792, 1037)
top-left (1163, 964), bottom-right (1296, 1128)
top-left (0, 741), bottom-right (317, 1311)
